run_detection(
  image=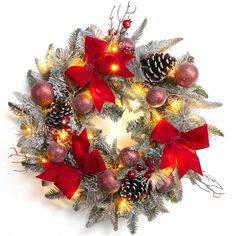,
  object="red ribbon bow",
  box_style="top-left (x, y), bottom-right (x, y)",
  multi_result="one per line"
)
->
top-left (65, 36), bottom-right (134, 112)
top-left (151, 120), bottom-right (209, 178)
top-left (37, 129), bottom-right (106, 199)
